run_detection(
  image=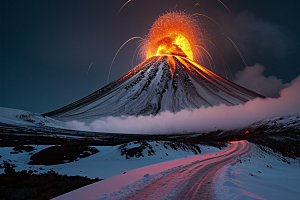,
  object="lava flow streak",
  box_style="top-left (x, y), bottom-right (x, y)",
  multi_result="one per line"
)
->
top-left (53, 141), bottom-right (252, 200)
